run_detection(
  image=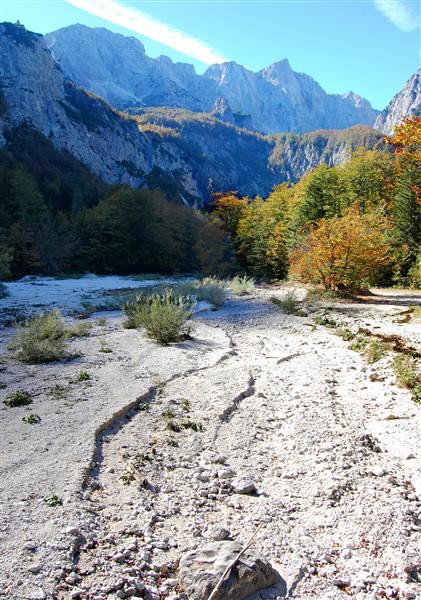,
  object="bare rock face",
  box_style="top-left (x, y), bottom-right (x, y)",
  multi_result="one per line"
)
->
top-left (46, 24), bottom-right (379, 134)
top-left (178, 541), bottom-right (282, 600)
top-left (374, 69), bottom-right (421, 135)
